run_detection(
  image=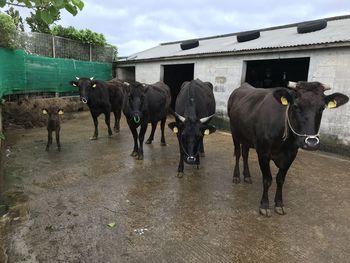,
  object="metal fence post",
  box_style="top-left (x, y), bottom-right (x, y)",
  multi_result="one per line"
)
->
top-left (52, 36), bottom-right (59, 98)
